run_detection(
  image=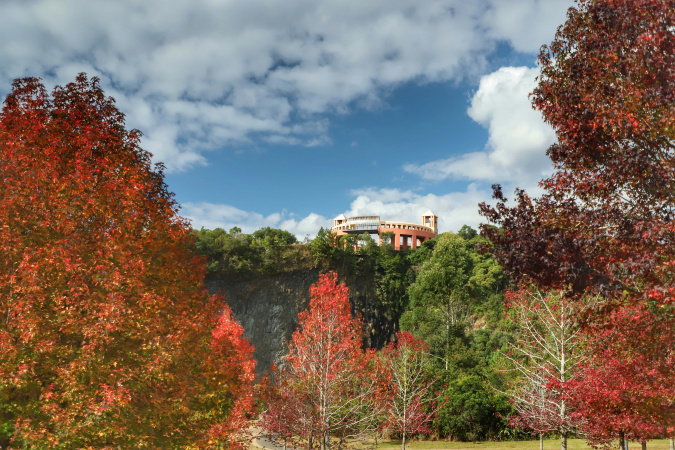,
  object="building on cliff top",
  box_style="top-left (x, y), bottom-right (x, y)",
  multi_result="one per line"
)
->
top-left (332, 210), bottom-right (438, 250)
